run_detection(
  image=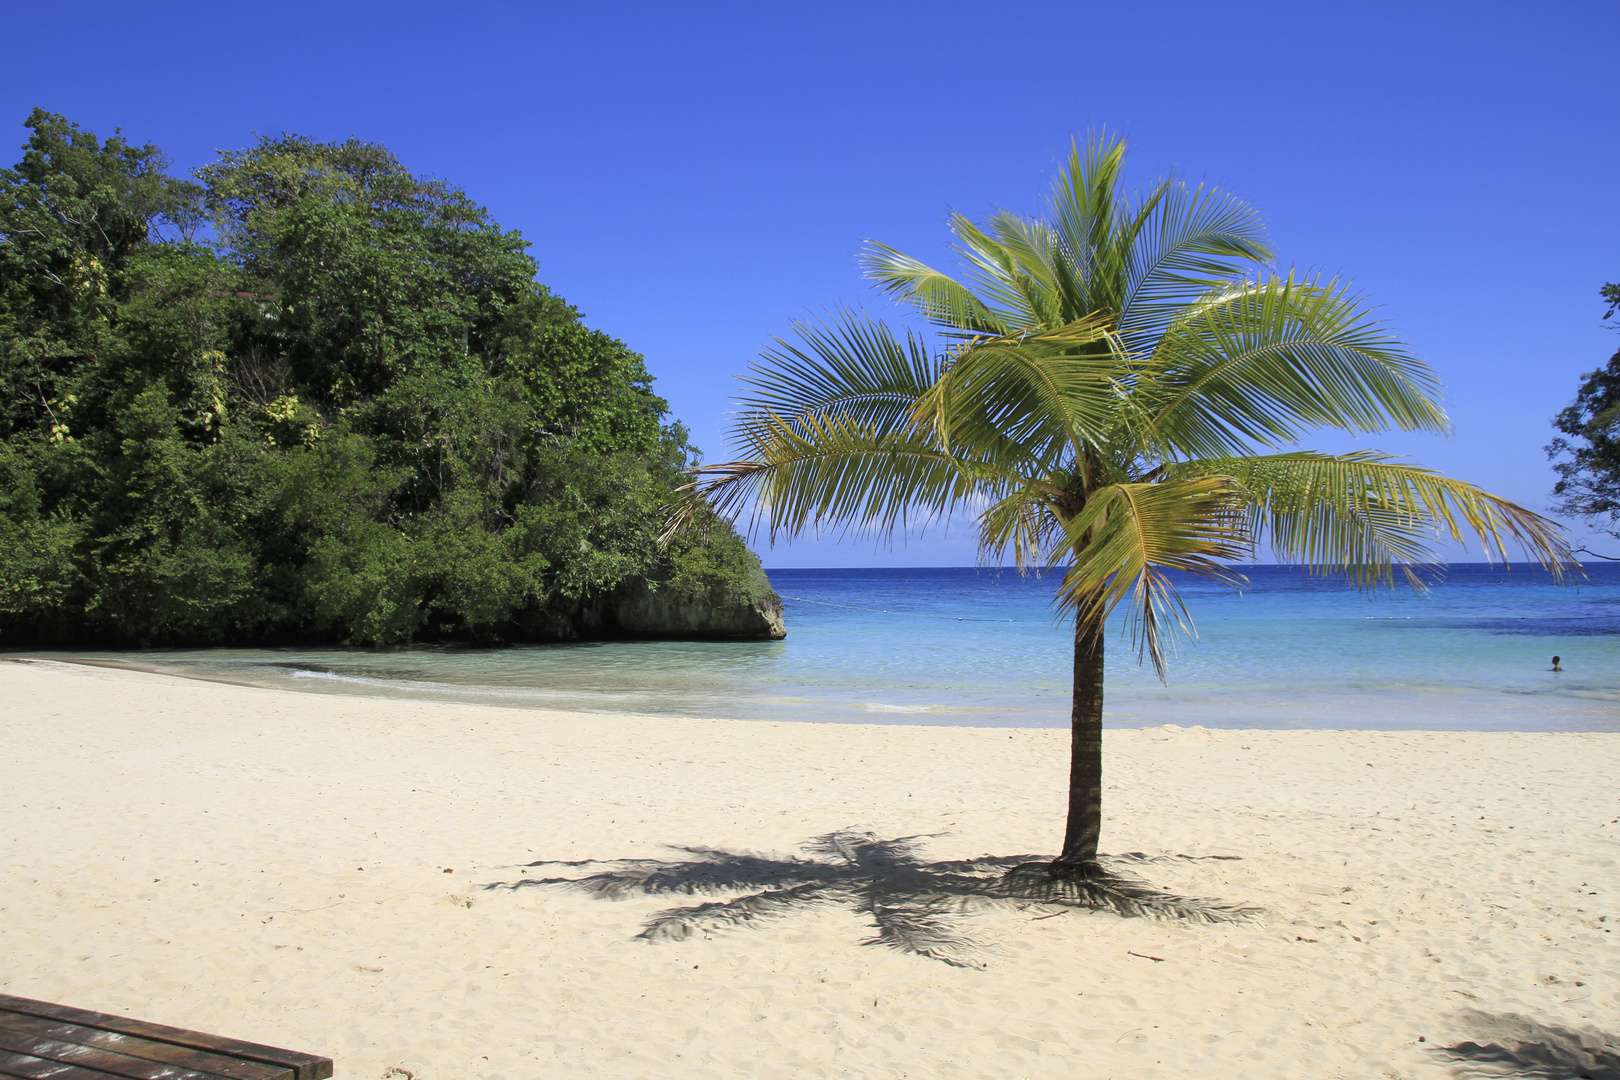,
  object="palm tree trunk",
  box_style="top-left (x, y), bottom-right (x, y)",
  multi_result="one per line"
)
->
top-left (1051, 619), bottom-right (1104, 877)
